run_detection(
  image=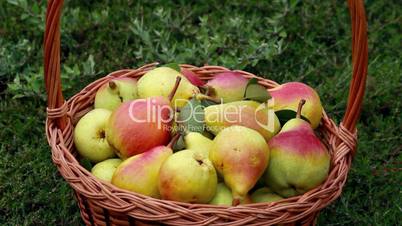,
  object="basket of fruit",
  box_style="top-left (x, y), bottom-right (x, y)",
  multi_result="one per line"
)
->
top-left (44, 0), bottom-right (368, 225)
